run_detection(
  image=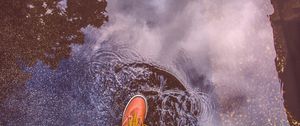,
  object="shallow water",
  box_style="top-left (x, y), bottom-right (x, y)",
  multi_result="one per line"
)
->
top-left (2, 48), bottom-right (214, 125)
top-left (87, 50), bottom-right (214, 125)
top-left (1, 0), bottom-right (290, 125)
